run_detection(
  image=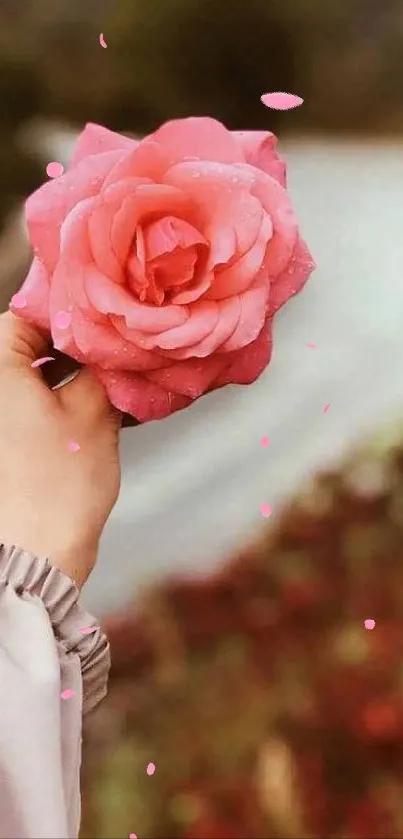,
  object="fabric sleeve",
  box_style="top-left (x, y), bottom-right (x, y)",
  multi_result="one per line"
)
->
top-left (0, 543), bottom-right (110, 839)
